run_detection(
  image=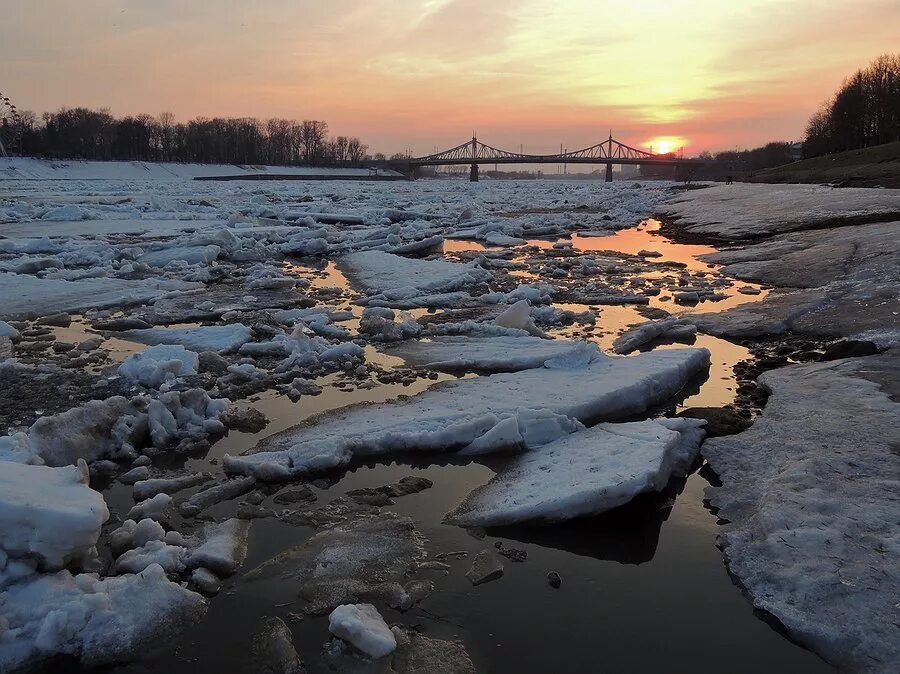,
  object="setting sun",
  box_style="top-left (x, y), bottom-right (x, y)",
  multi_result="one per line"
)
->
top-left (645, 137), bottom-right (688, 155)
